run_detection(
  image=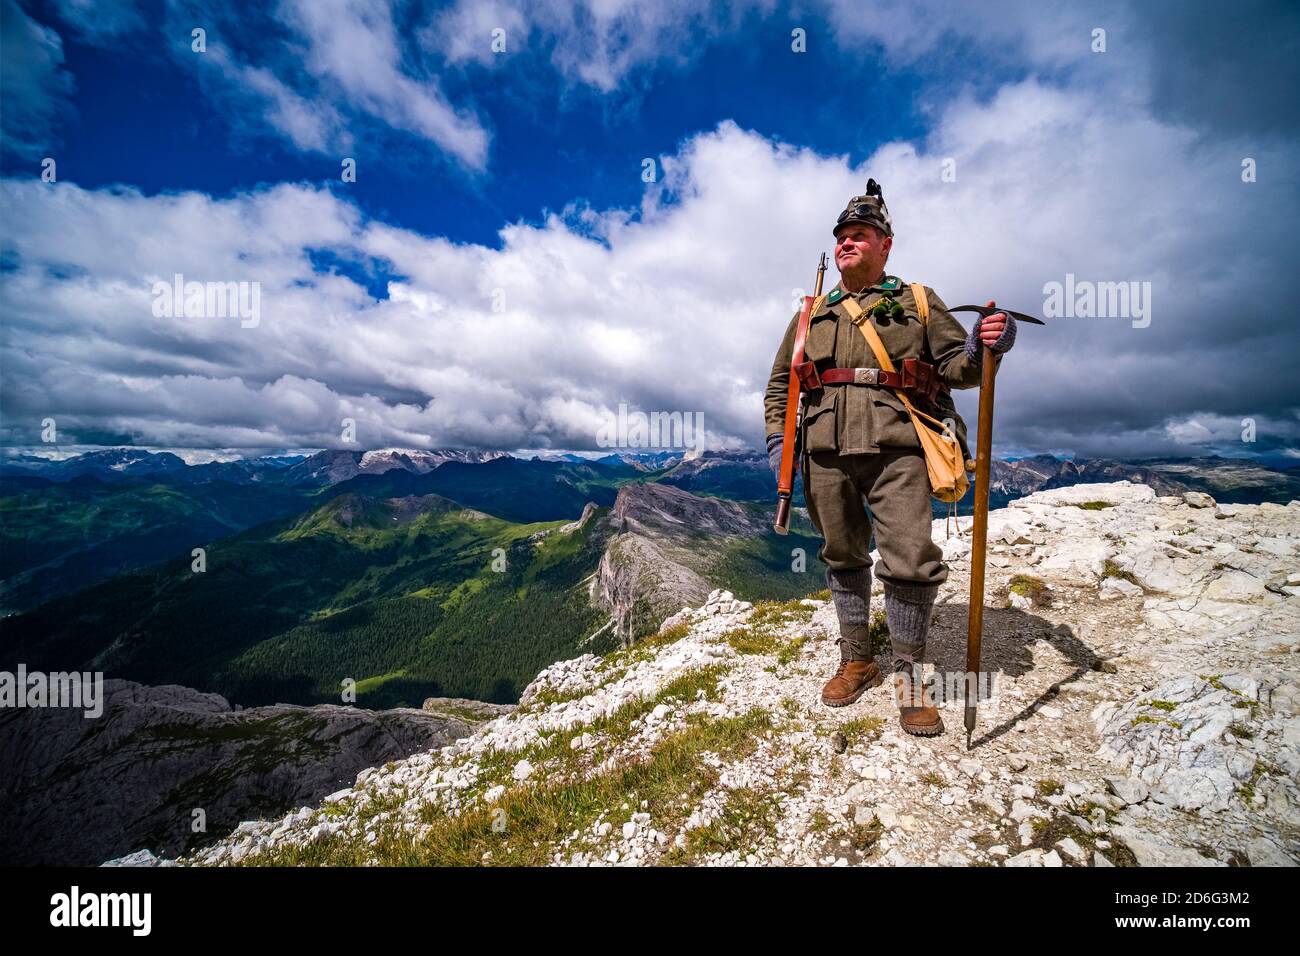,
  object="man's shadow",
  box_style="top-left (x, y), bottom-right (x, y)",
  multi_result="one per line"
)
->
top-left (911, 601), bottom-right (1106, 749)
